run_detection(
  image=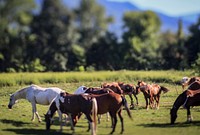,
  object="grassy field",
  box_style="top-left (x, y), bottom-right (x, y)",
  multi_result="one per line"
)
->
top-left (0, 71), bottom-right (200, 135)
